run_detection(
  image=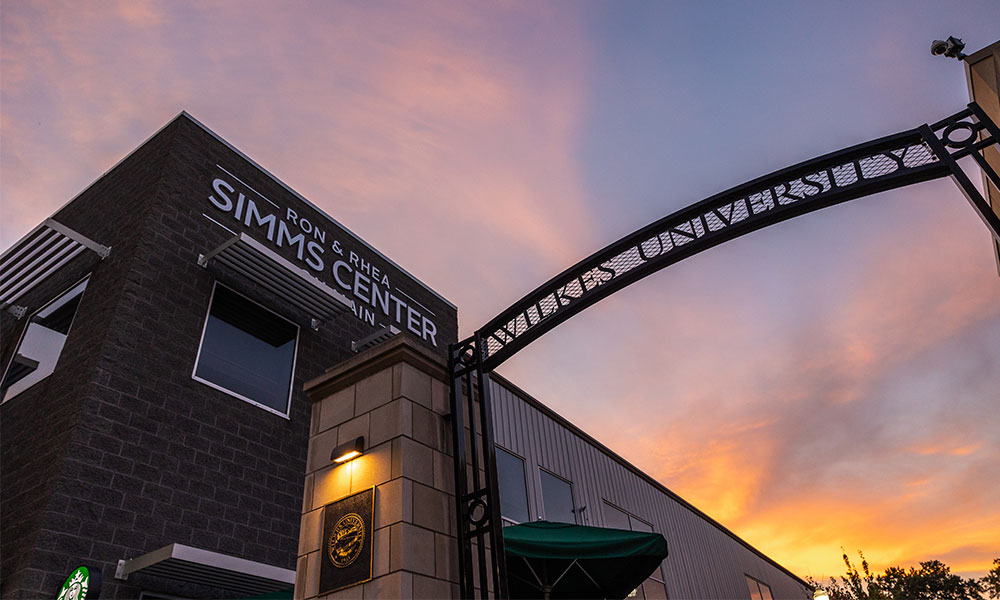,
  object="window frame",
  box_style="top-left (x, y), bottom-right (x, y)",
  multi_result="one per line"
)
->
top-left (495, 446), bottom-right (532, 526)
top-left (191, 282), bottom-right (299, 419)
top-left (745, 575), bottom-right (773, 600)
top-left (602, 500), bottom-right (632, 530)
top-left (1, 275), bottom-right (90, 403)
top-left (538, 467), bottom-right (577, 524)
top-left (628, 513), bottom-right (654, 533)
